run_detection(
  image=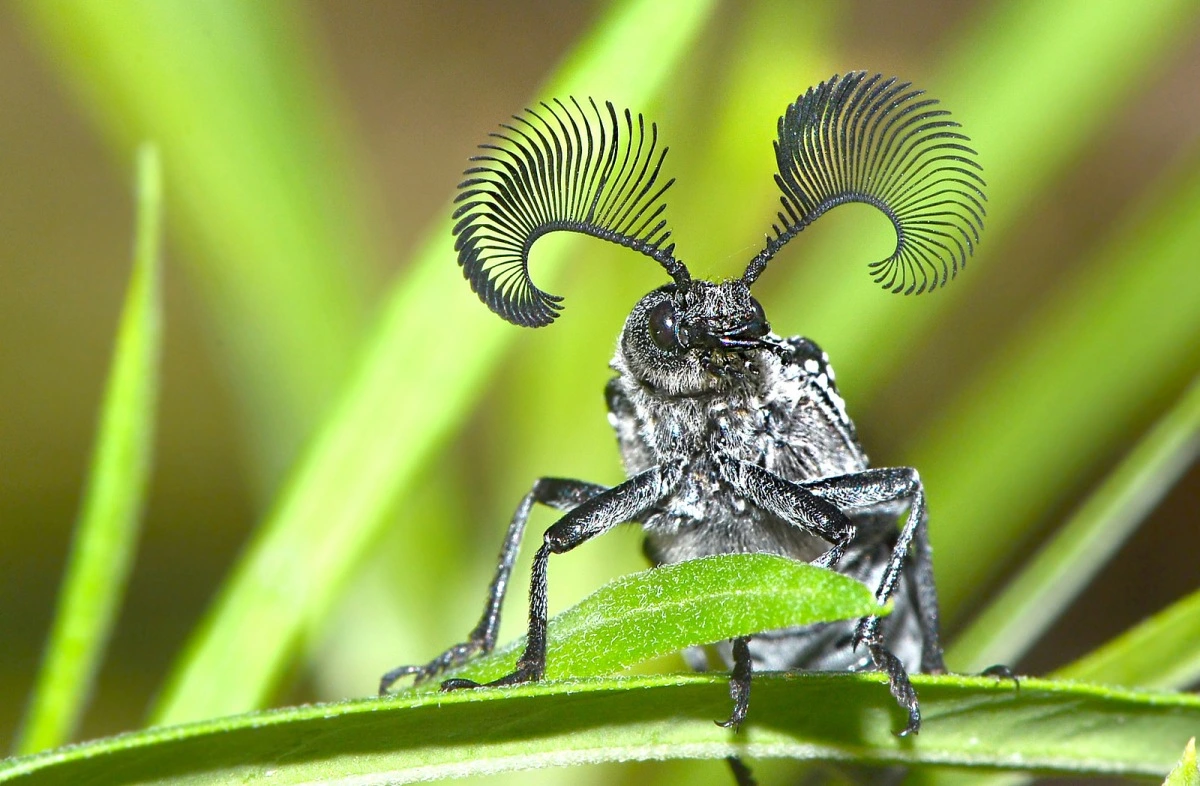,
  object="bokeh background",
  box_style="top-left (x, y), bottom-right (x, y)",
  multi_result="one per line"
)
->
top-left (2, 1), bottom-right (1198, 783)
